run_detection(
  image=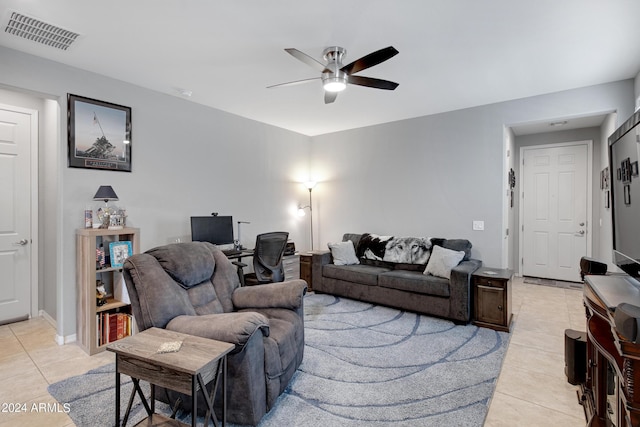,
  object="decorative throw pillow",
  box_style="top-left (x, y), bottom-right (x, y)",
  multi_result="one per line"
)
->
top-left (328, 241), bottom-right (360, 265)
top-left (423, 245), bottom-right (465, 279)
